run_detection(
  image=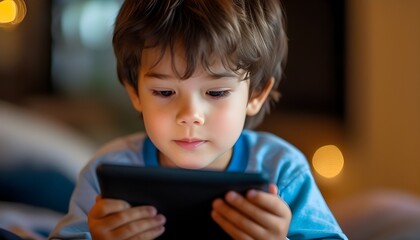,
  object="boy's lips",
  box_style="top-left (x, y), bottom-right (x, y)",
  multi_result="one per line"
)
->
top-left (174, 139), bottom-right (207, 150)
